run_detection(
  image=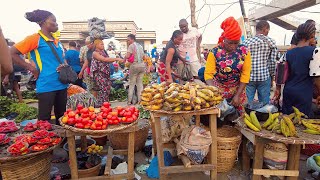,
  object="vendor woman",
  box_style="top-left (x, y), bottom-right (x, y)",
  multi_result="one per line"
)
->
top-left (273, 23), bottom-right (319, 117)
top-left (204, 17), bottom-right (251, 114)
